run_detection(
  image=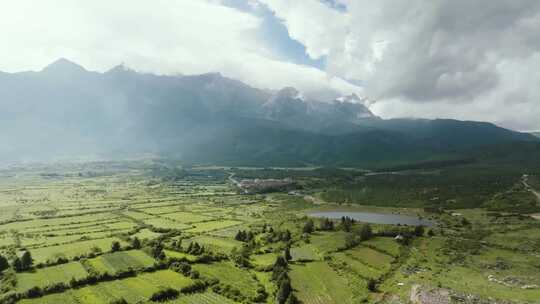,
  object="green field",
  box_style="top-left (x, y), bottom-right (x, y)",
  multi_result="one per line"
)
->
top-left (1, 162), bottom-right (539, 304)
top-left (193, 262), bottom-right (262, 300)
top-left (187, 220), bottom-right (243, 233)
top-left (165, 291), bottom-right (239, 303)
top-left (30, 237), bottom-right (128, 264)
top-left (289, 262), bottom-right (356, 304)
top-left (19, 270), bottom-right (195, 304)
top-left (85, 250), bottom-right (156, 274)
top-left (16, 262), bottom-right (88, 292)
